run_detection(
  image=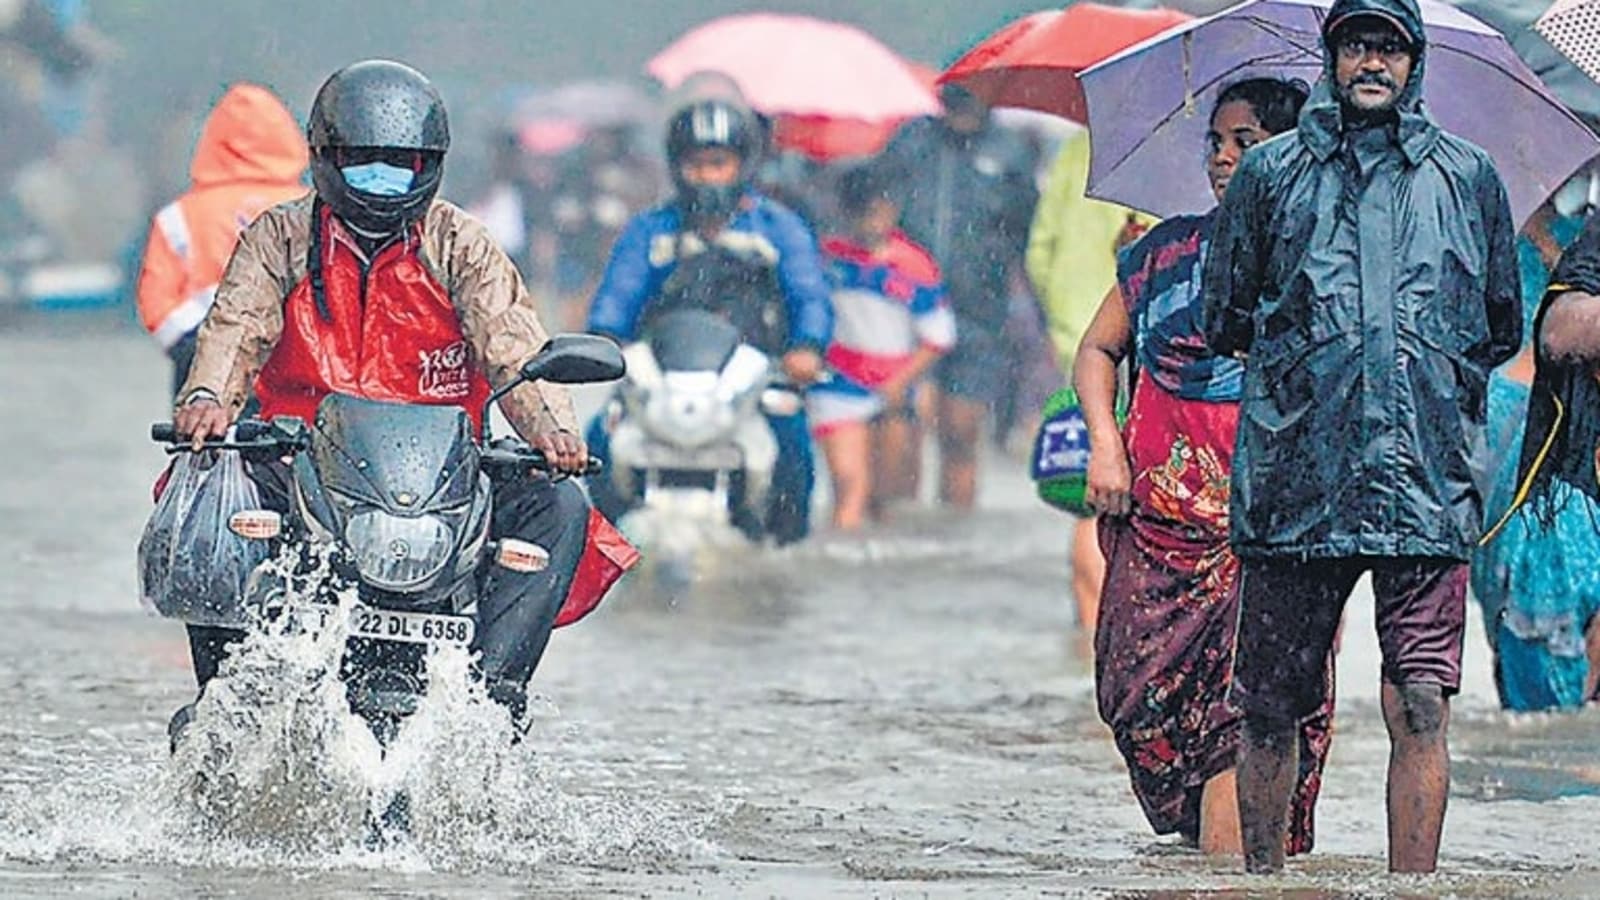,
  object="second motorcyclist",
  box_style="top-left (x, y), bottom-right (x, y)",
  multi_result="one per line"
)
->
top-left (171, 59), bottom-right (604, 723)
top-left (585, 98), bottom-right (834, 544)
